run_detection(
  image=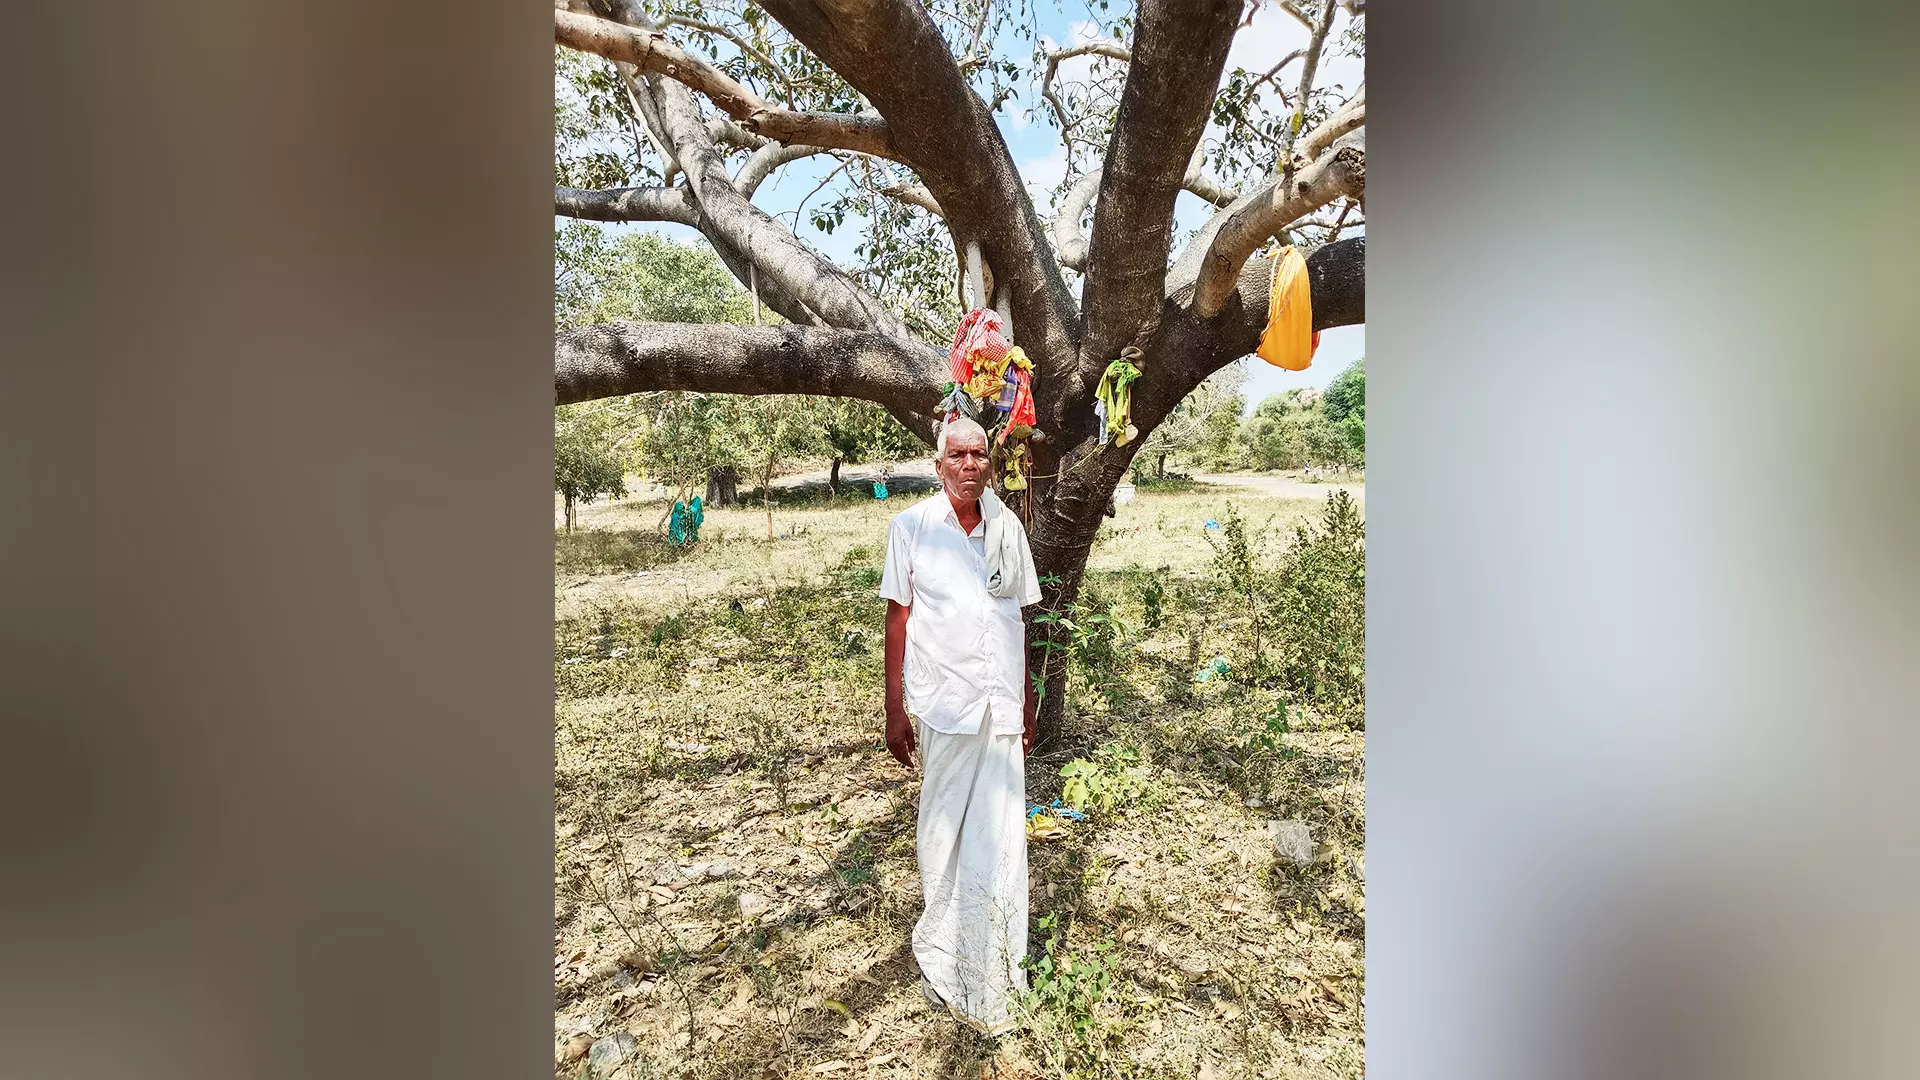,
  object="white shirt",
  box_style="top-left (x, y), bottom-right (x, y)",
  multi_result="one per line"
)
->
top-left (879, 493), bottom-right (1042, 735)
